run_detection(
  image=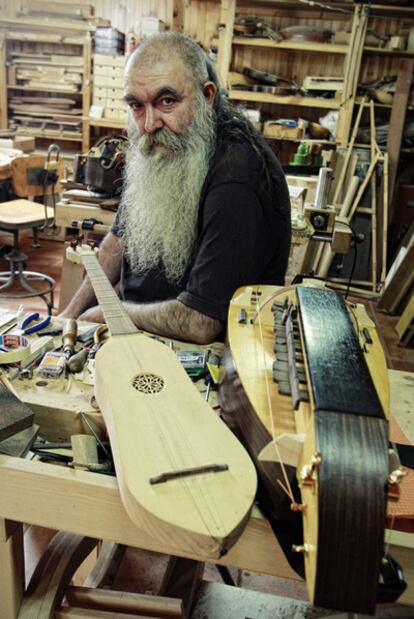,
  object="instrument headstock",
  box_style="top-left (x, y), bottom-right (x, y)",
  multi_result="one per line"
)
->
top-left (66, 241), bottom-right (99, 265)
